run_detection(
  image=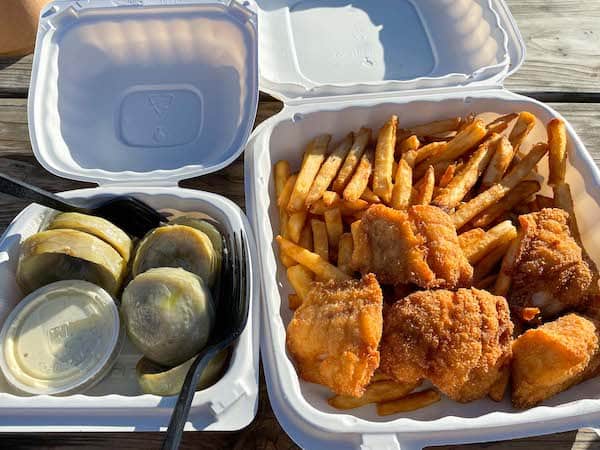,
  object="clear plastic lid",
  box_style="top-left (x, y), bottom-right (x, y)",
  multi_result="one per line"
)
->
top-left (0, 280), bottom-right (122, 395)
top-left (28, 0), bottom-right (258, 186)
top-left (256, 0), bottom-right (525, 101)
